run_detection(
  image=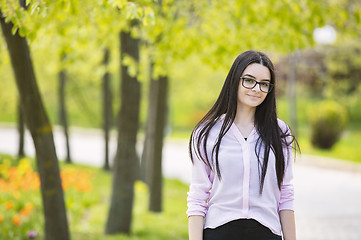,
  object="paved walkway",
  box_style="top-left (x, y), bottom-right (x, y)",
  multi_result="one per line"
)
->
top-left (1, 124), bottom-right (361, 239)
